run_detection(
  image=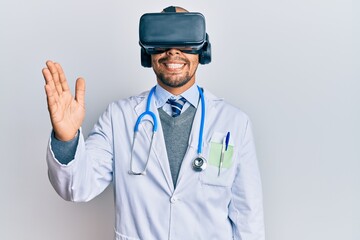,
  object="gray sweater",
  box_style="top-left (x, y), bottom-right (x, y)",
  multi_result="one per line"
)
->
top-left (158, 105), bottom-right (196, 187)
